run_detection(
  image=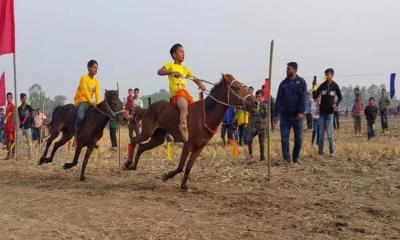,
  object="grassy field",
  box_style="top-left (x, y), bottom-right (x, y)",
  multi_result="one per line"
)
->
top-left (0, 118), bottom-right (399, 240)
